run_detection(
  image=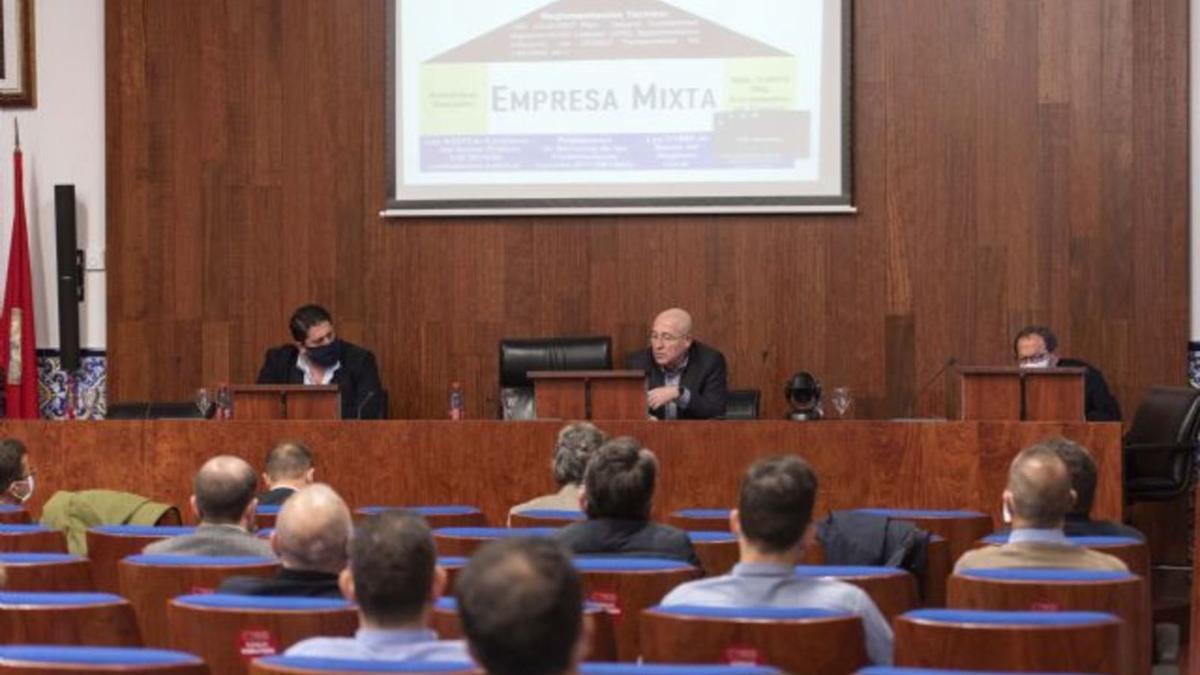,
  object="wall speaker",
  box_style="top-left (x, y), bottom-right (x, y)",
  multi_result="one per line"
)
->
top-left (54, 184), bottom-right (82, 372)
